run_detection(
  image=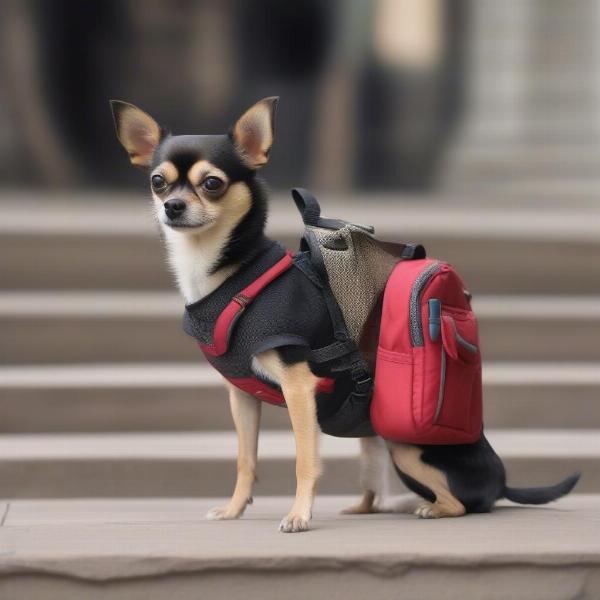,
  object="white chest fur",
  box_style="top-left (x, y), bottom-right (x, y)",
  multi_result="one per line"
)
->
top-left (163, 225), bottom-right (283, 387)
top-left (162, 226), bottom-right (234, 305)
